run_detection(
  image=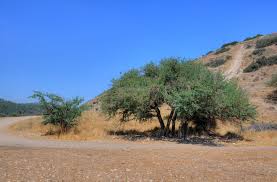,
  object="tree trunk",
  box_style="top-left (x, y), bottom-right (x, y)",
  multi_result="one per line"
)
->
top-left (60, 121), bottom-right (66, 135)
top-left (165, 109), bottom-right (174, 136)
top-left (171, 112), bottom-right (177, 136)
top-left (154, 107), bottom-right (165, 136)
top-left (179, 120), bottom-right (188, 140)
